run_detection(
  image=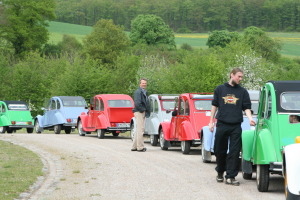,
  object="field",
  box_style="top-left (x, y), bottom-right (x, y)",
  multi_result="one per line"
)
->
top-left (48, 21), bottom-right (300, 58)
